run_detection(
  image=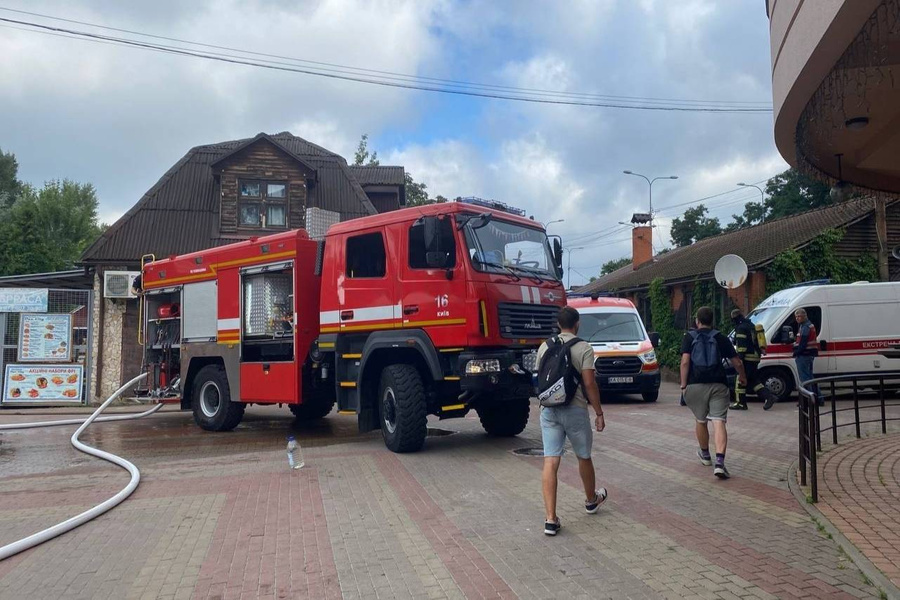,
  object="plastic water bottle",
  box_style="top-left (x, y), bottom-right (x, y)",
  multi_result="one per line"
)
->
top-left (286, 435), bottom-right (304, 470)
